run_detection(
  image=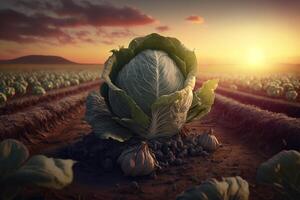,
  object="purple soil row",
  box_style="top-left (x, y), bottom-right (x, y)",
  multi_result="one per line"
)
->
top-left (216, 87), bottom-right (300, 118)
top-left (0, 89), bottom-right (94, 141)
top-left (0, 80), bottom-right (102, 115)
top-left (212, 94), bottom-right (300, 151)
